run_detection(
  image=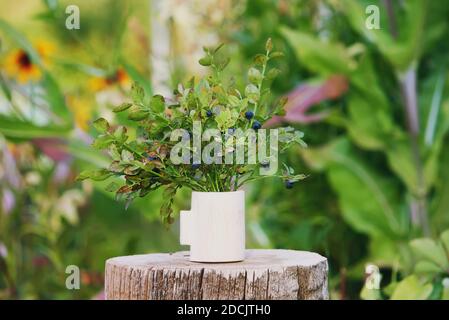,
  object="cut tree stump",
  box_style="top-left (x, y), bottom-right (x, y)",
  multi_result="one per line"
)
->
top-left (105, 249), bottom-right (328, 300)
